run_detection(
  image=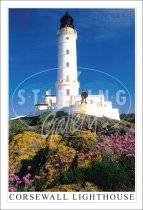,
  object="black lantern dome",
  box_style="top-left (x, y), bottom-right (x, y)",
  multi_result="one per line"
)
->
top-left (60, 12), bottom-right (74, 29)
